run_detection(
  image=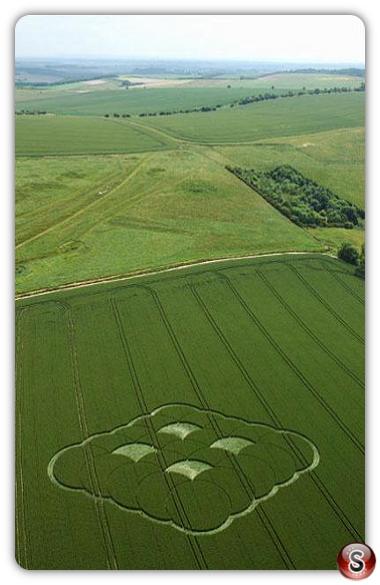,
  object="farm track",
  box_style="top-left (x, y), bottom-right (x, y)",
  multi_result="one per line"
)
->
top-left (15, 166), bottom-right (125, 247)
top-left (107, 117), bottom-right (177, 149)
top-left (15, 309), bottom-right (29, 569)
top-left (110, 295), bottom-right (208, 570)
top-left (289, 265), bottom-right (364, 344)
top-left (125, 119), bottom-right (186, 146)
top-left (255, 268), bottom-right (364, 389)
top-left (63, 302), bottom-right (118, 570)
top-left (188, 282), bottom-right (364, 543)
top-left (15, 252), bottom-right (332, 301)
top-left (221, 271), bottom-right (364, 451)
top-left (143, 285), bottom-right (295, 568)
top-left (15, 154), bottom-right (153, 251)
